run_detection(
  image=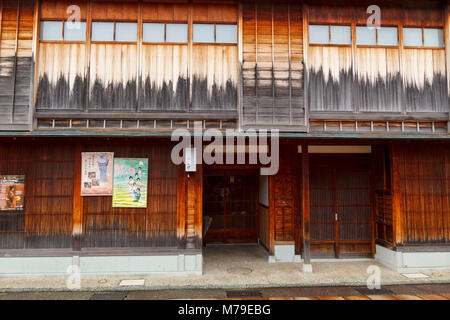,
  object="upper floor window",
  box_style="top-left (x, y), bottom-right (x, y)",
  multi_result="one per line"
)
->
top-left (143, 23), bottom-right (188, 43)
top-left (309, 25), bottom-right (351, 45)
top-left (92, 22), bottom-right (138, 42)
top-left (356, 26), bottom-right (398, 46)
top-left (193, 24), bottom-right (237, 44)
top-left (40, 20), bottom-right (86, 41)
top-left (403, 27), bottom-right (444, 48)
